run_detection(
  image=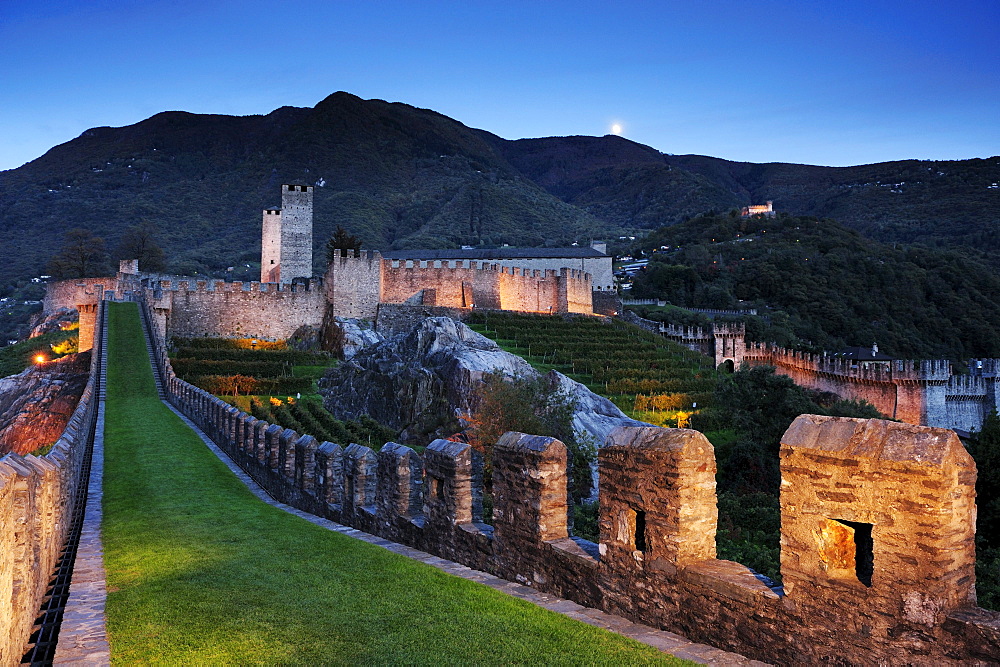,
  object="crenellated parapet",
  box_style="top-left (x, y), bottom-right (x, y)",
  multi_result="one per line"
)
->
top-left (0, 301), bottom-right (104, 663)
top-left (327, 249), bottom-right (593, 318)
top-left (144, 297), bottom-right (999, 663)
top-left (741, 341), bottom-right (1000, 429)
